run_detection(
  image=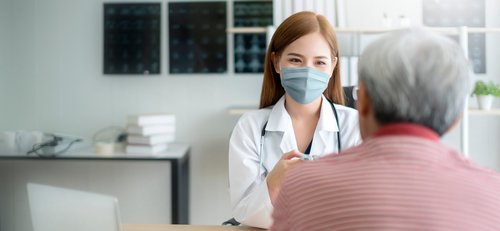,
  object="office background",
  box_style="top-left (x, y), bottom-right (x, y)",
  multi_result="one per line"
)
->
top-left (1, 0), bottom-right (500, 229)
